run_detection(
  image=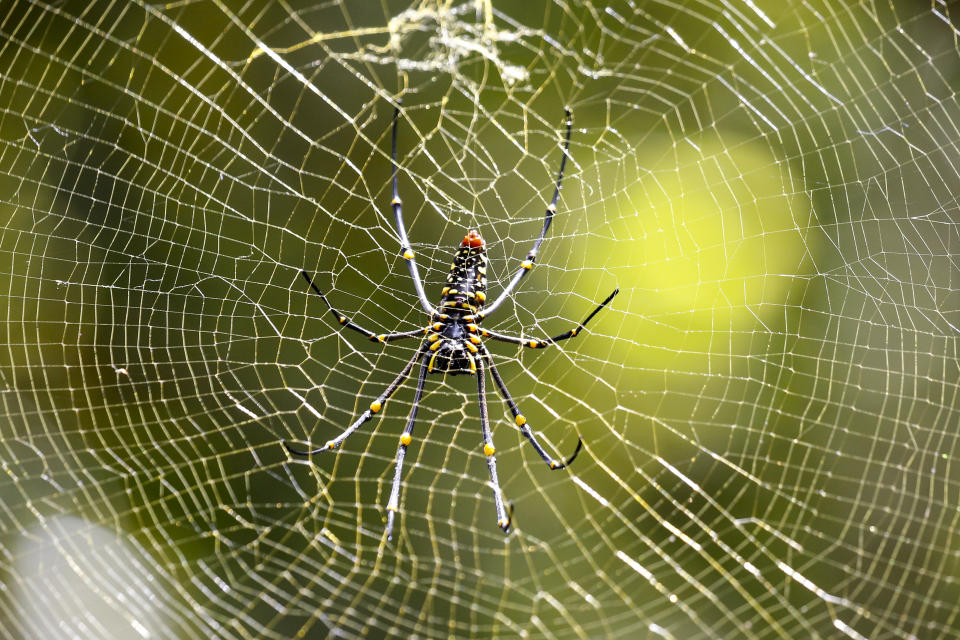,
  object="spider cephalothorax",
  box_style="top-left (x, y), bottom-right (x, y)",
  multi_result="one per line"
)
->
top-left (285, 104), bottom-right (617, 540)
